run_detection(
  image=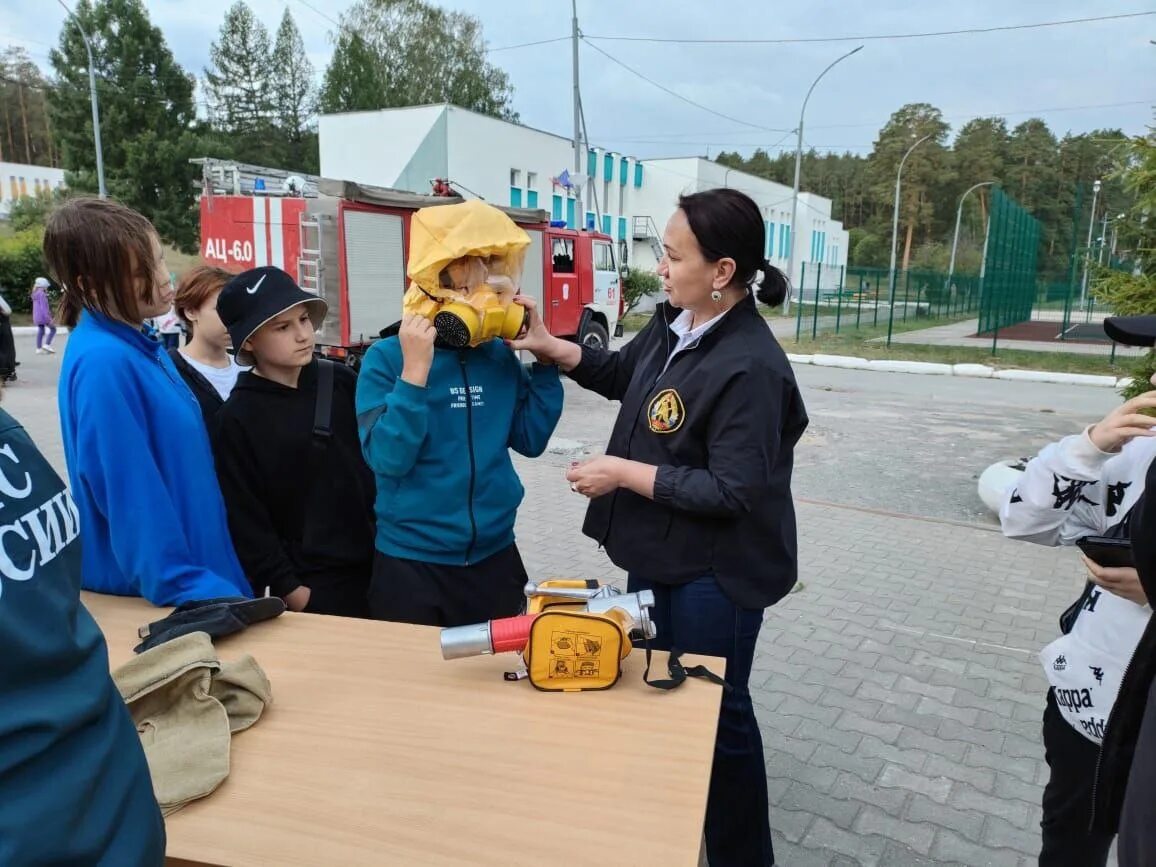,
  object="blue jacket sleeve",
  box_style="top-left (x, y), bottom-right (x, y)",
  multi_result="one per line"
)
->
top-left (73, 369), bottom-right (246, 605)
top-left (508, 359), bottom-right (564, 457)
top-left (355, 341), bottom-right (430, 478)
